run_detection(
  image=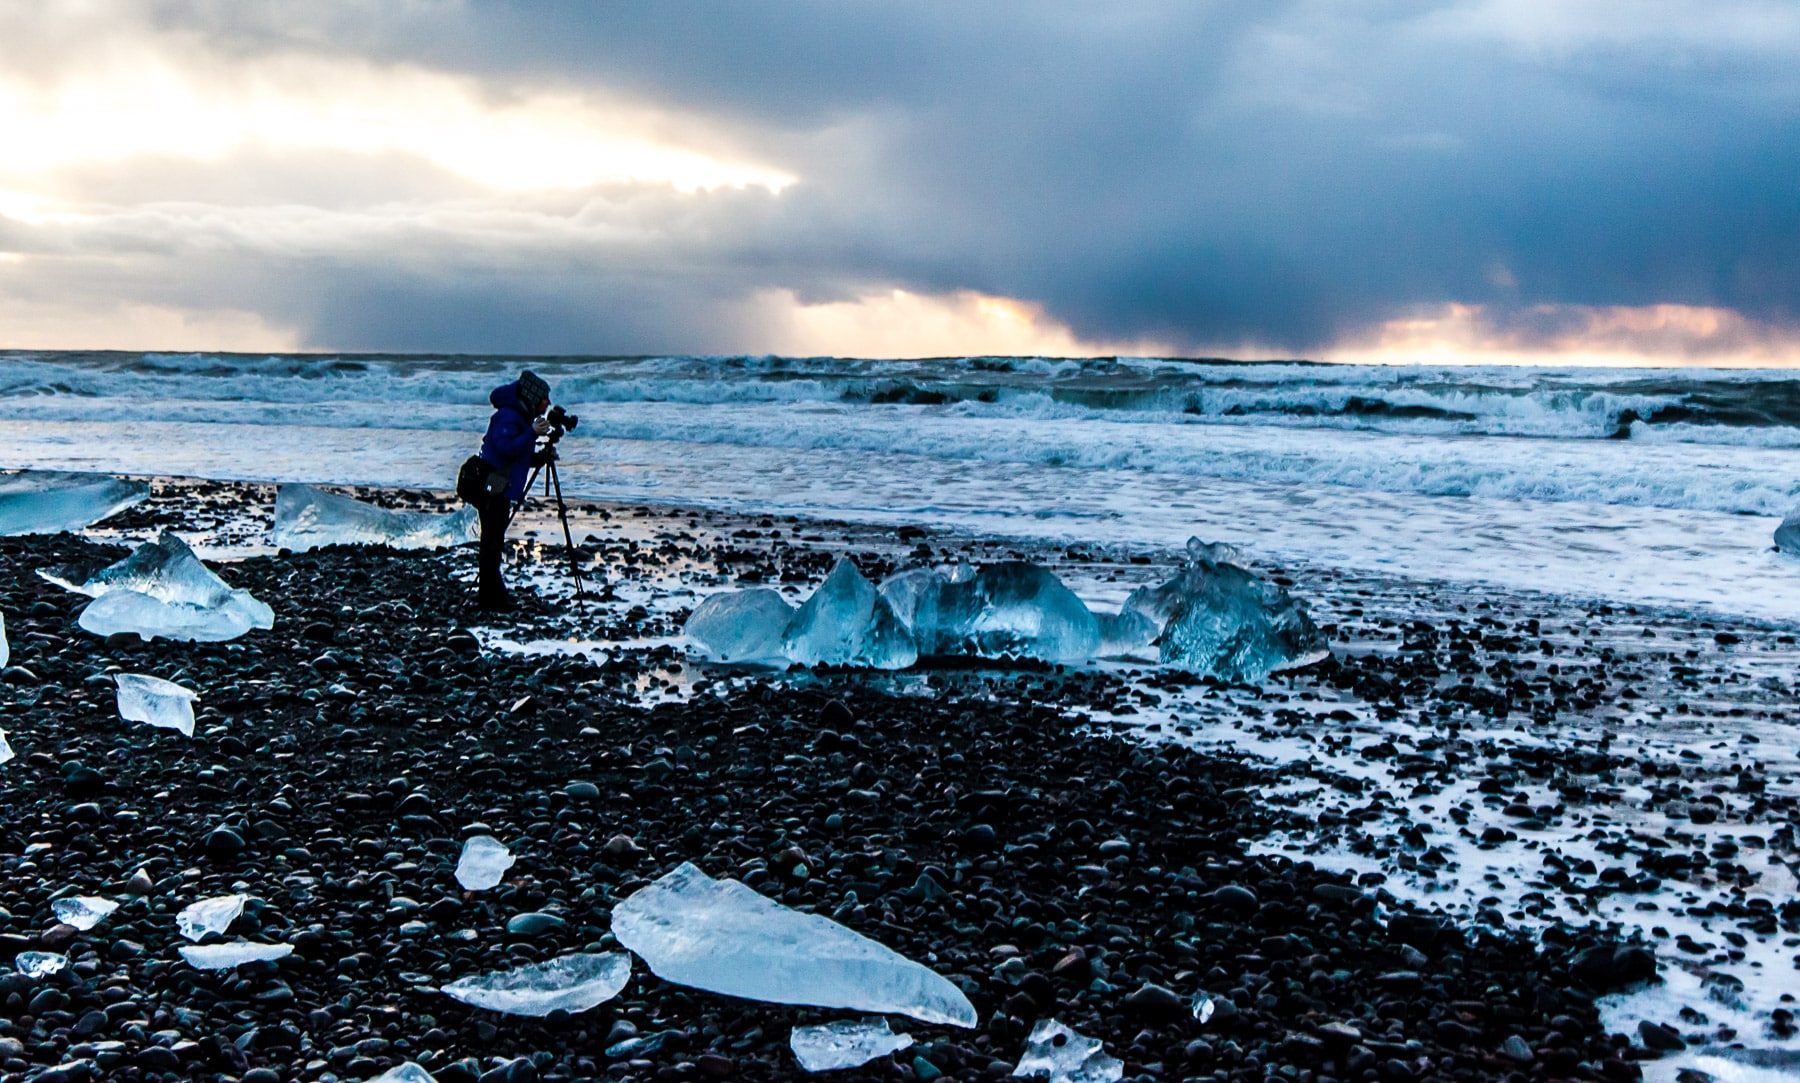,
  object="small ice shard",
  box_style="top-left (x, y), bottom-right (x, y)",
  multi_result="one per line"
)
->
top-left (0, 729), bottom-right (12, 765)
top-left (455, 835), bottom-right (516, 891)
top-left (612, 862), bottom-right (975, 1027)
top-left (1, 609), bottom-right (8, 667)
top-left (51, 896), bottom-right (119, 931)
top-left (440, 952), bottom-right (631, 1016)
top-left (684, 588), bottom-right (795, 665)
top-left (14, 951), bottom-right (68, 978)
top-left (114, 674), bottom-right (199, 738)
top-left (0, 470), bottom-right (149, 536)
top-left (1012, 1019), bottom-right (1123, 1083)
top-left (44, 531), bottom-right (273, 642)
top-left (891, 563), bottom-right (1099, 663)
top-left (370, 1065), bottom-right (439, 1083)
top-left (272, 483), bottom-right (478, 552)
top-left (1777, 510), bottom-right (1800, 556)
top-left (176, 893), bottom-right (247, 941)
top-left (791, 1019), bottom-right (916, 1072)
top-left (782, 559), bottom-right (917, 669)
top-left (179, 942), bottom-right (293, 969)
top-left (1123, 537), bottom-right (1328, 683)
